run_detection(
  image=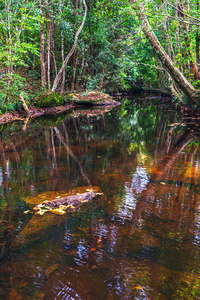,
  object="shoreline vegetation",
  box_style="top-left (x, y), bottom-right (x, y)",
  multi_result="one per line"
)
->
top-left (0, 91), bottom-right (121, 125)
top-left (1, 0), bottom-right (200, 121)
top-left (1, 89), bottom-right (200, 127)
